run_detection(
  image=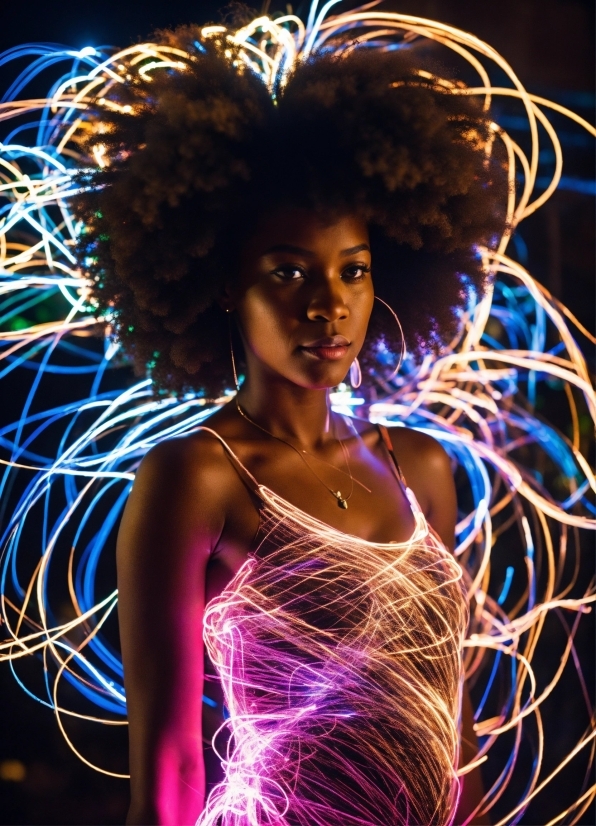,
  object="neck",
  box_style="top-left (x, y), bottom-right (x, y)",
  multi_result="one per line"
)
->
top-left (236, 375), bottom-right (335, 451)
